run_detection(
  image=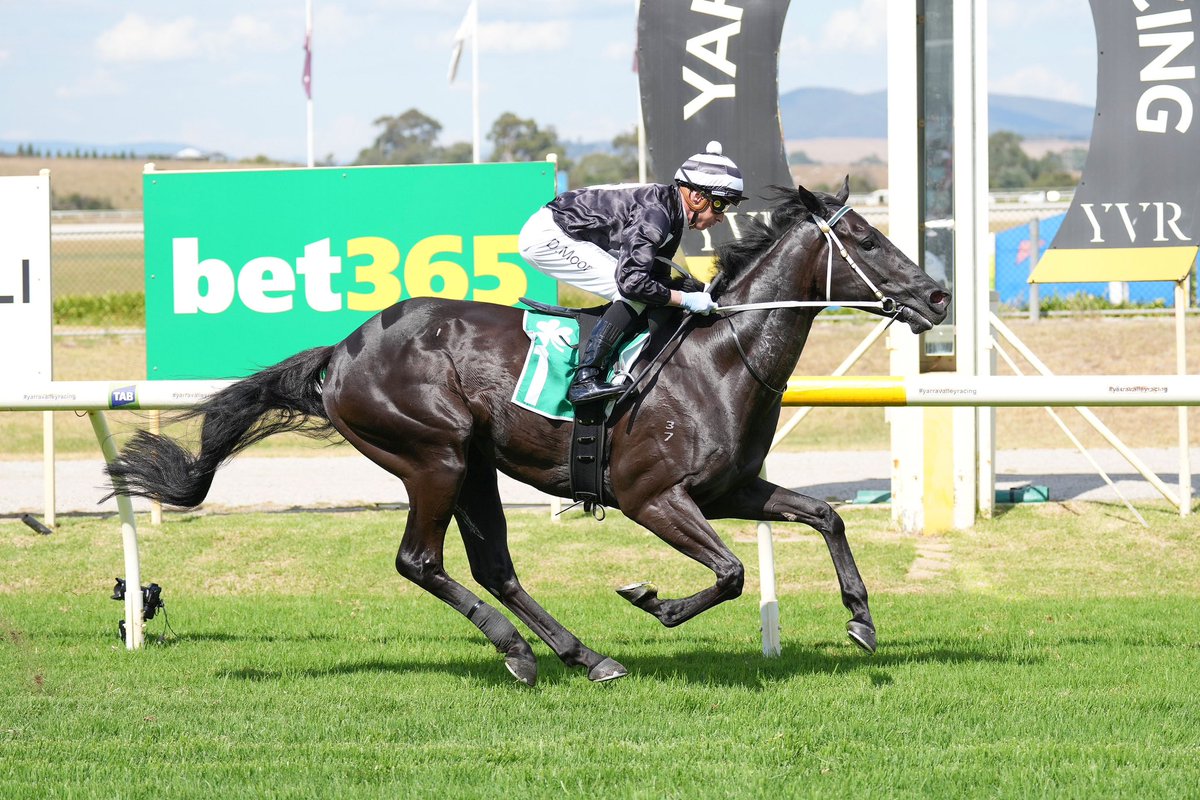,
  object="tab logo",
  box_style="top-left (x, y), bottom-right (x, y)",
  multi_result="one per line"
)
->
top-left (110, 386), bottom-right (138, 409)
